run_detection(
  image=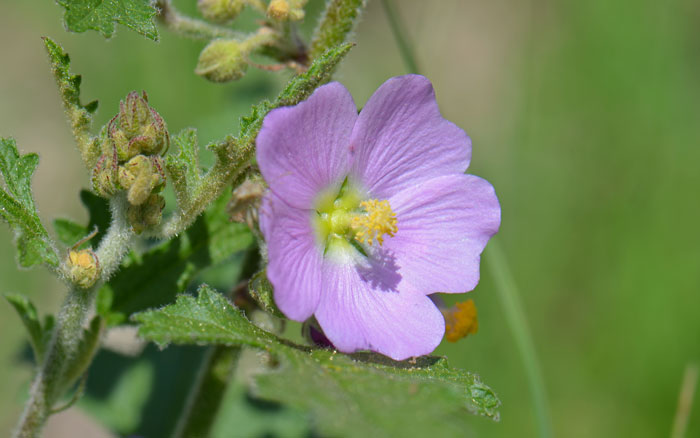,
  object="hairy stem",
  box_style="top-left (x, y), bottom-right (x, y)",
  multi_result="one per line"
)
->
top-left (173, 346), bottom-right (242, 438)
top-left (13, 194), bottom-right (134, 438)
top-left (310, 0), bottom-right (367, 59)
top-left (486, 241), bottom-right (552, 438)
top-left (156, 0), bottom-right (245, 40)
